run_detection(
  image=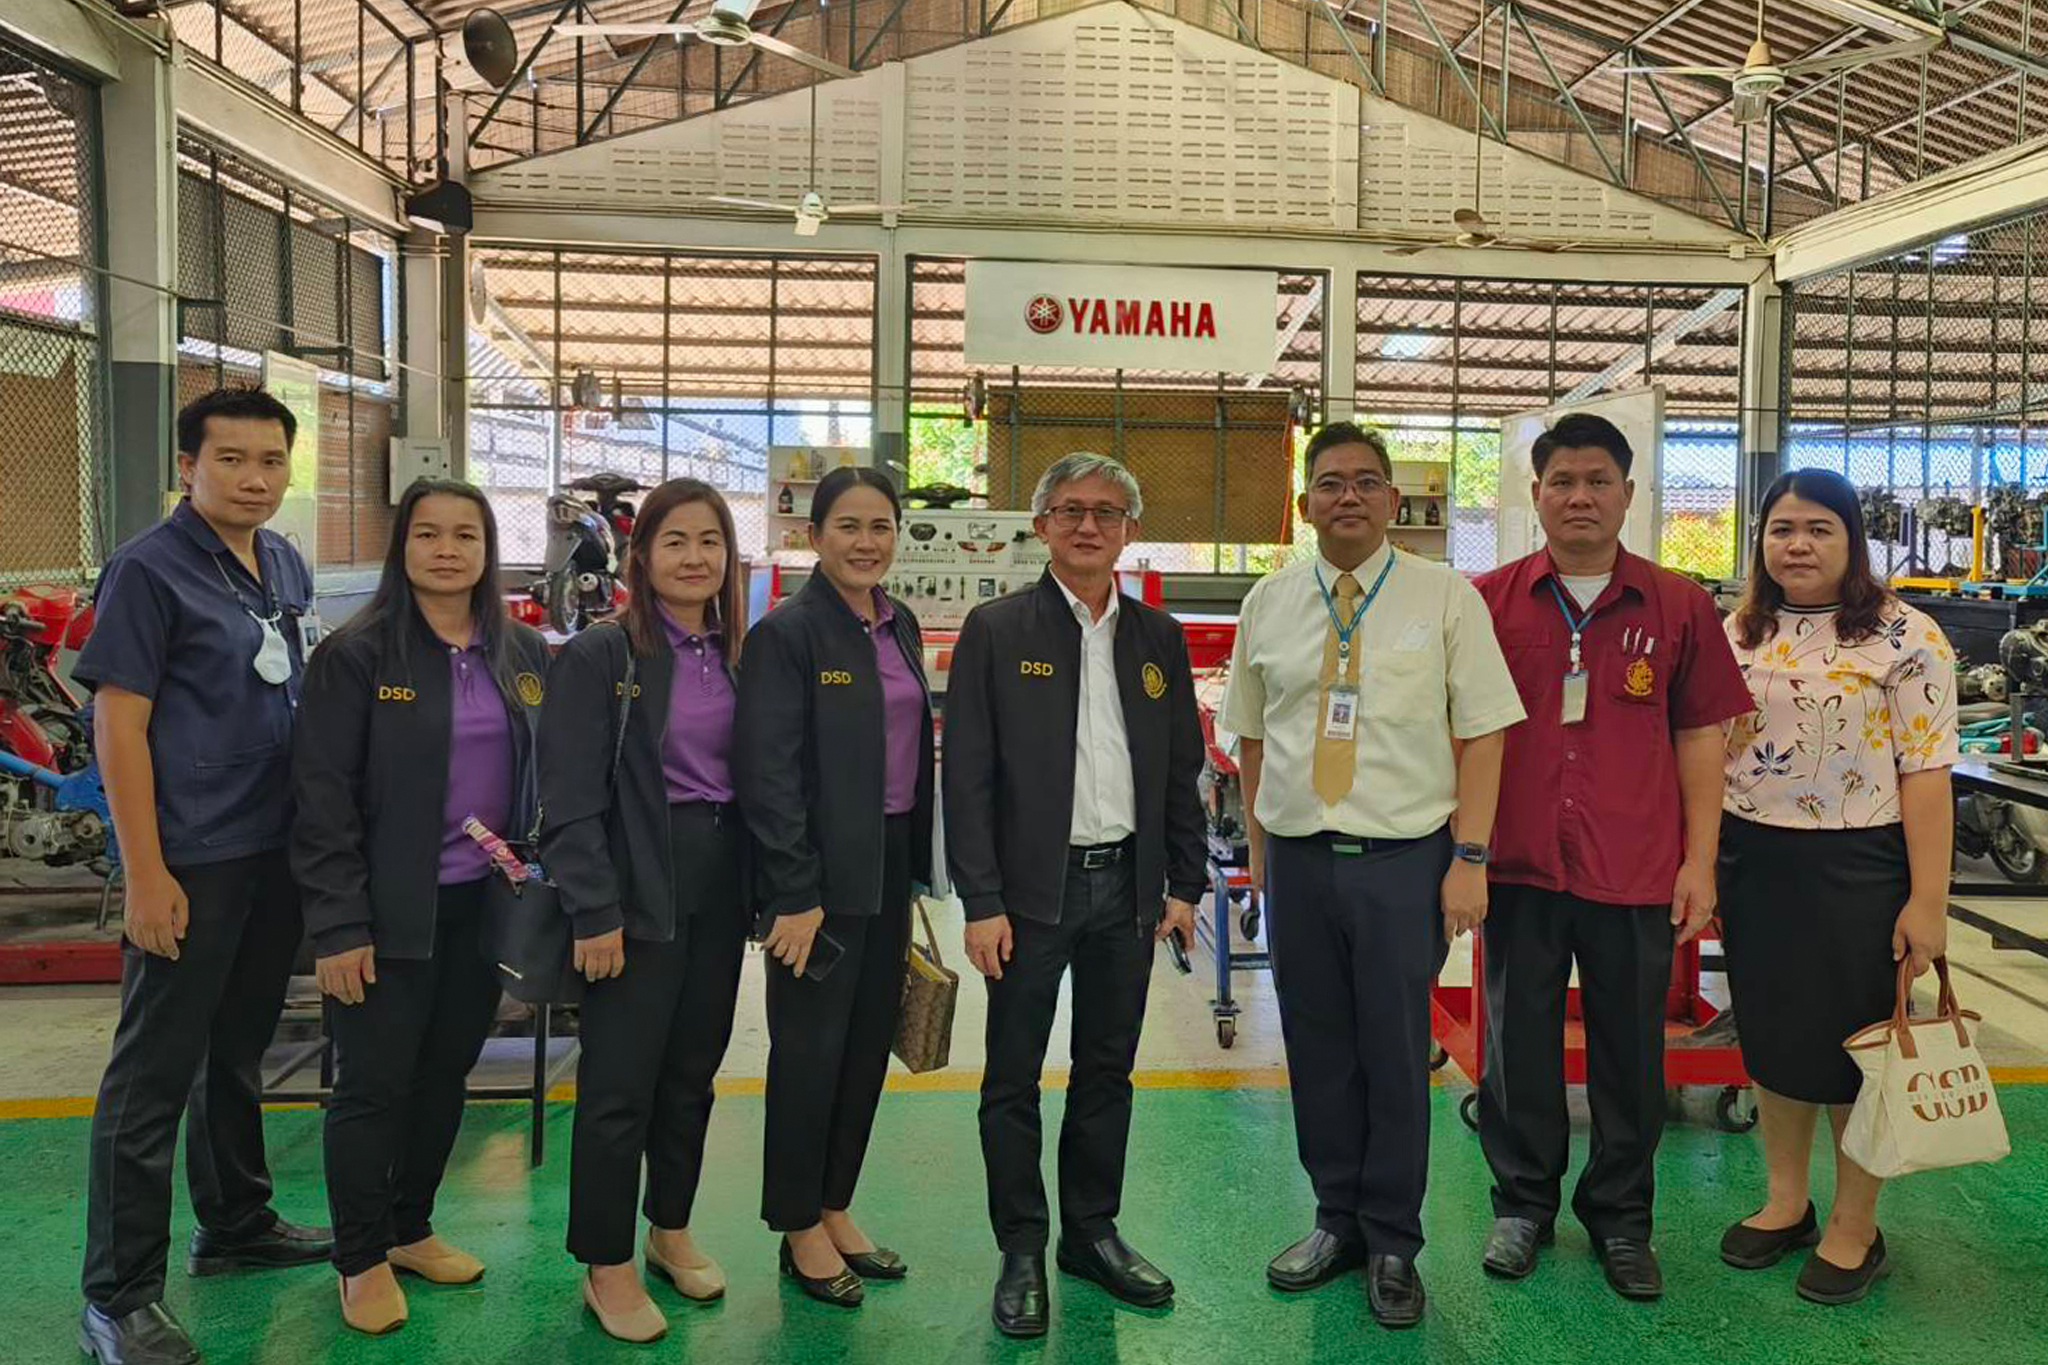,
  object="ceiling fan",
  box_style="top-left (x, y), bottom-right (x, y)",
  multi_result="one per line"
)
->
top-left (1619, 0), bottom-right (1942, 124)
top-left (705, 85), bottom-right (907, 234)
top-left (557, 0), bottom-right (856, 81)
top-left (1388, 21), bottom-right (1578, 255)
